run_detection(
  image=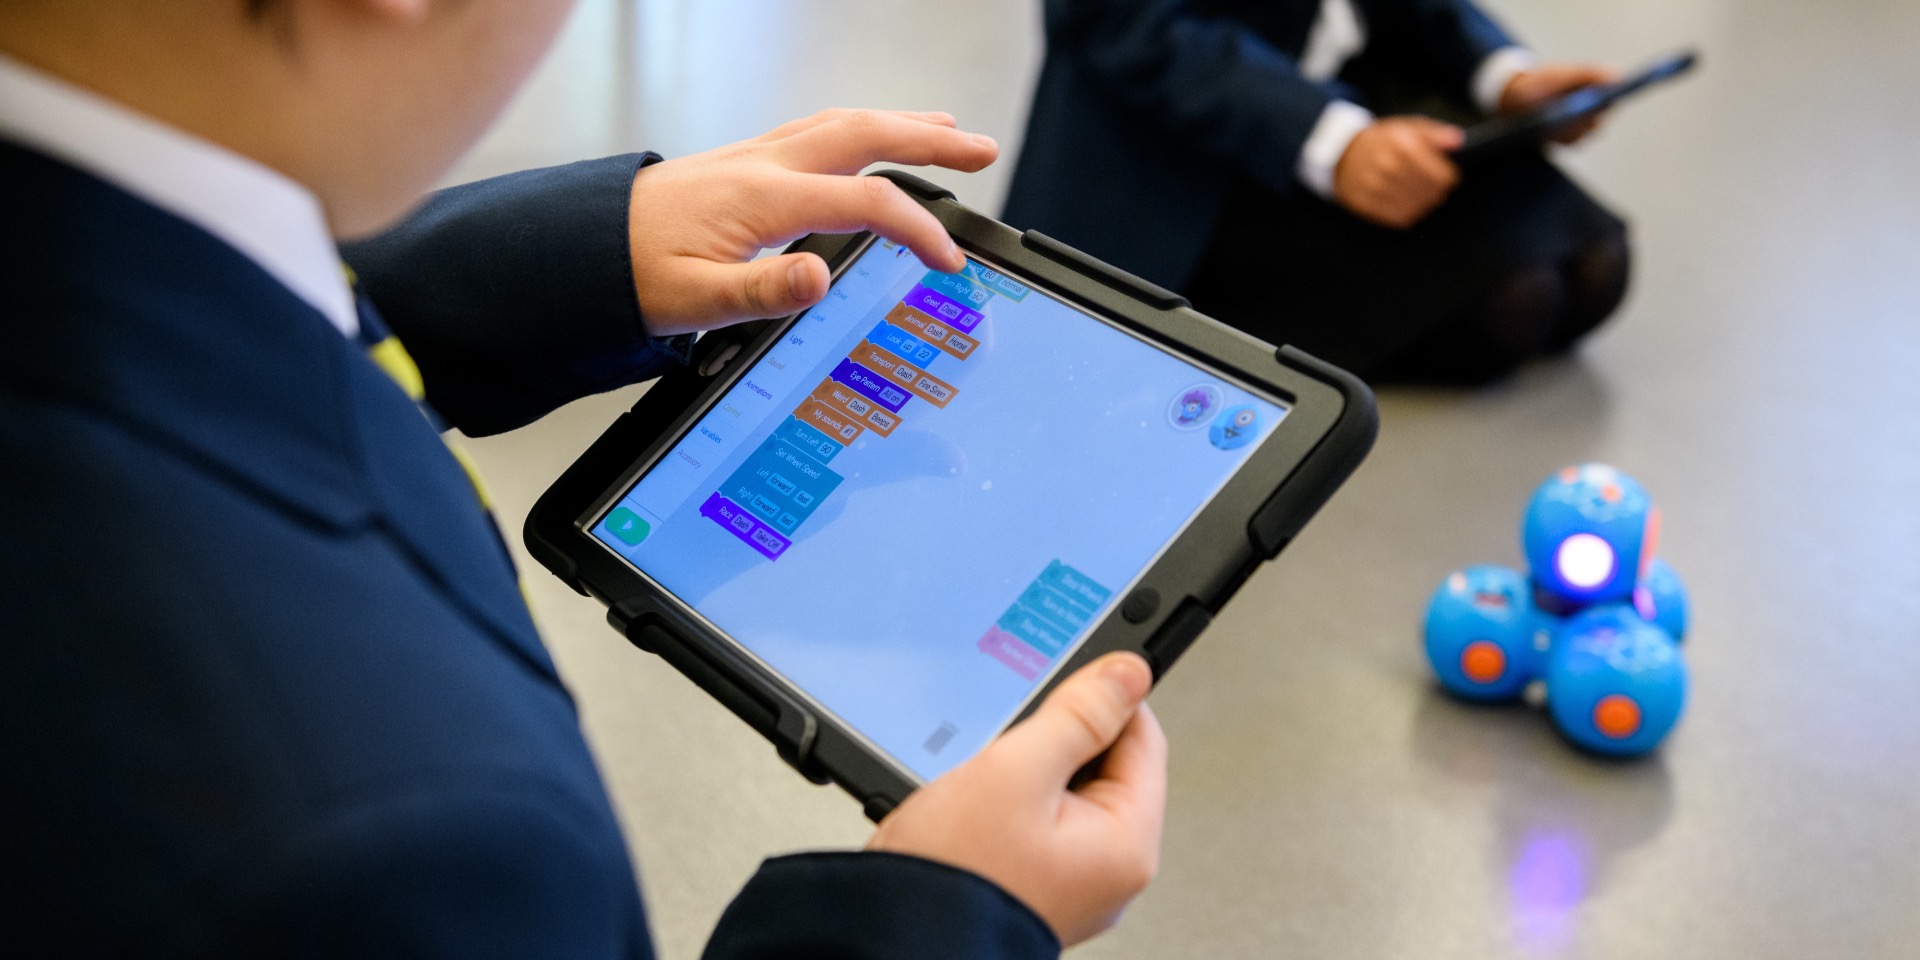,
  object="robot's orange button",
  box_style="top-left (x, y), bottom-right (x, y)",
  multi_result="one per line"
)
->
top-left (1593, 694), bottom-right (1643, 739)
top-left (1461, 641), bottom-right (1507, 684)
